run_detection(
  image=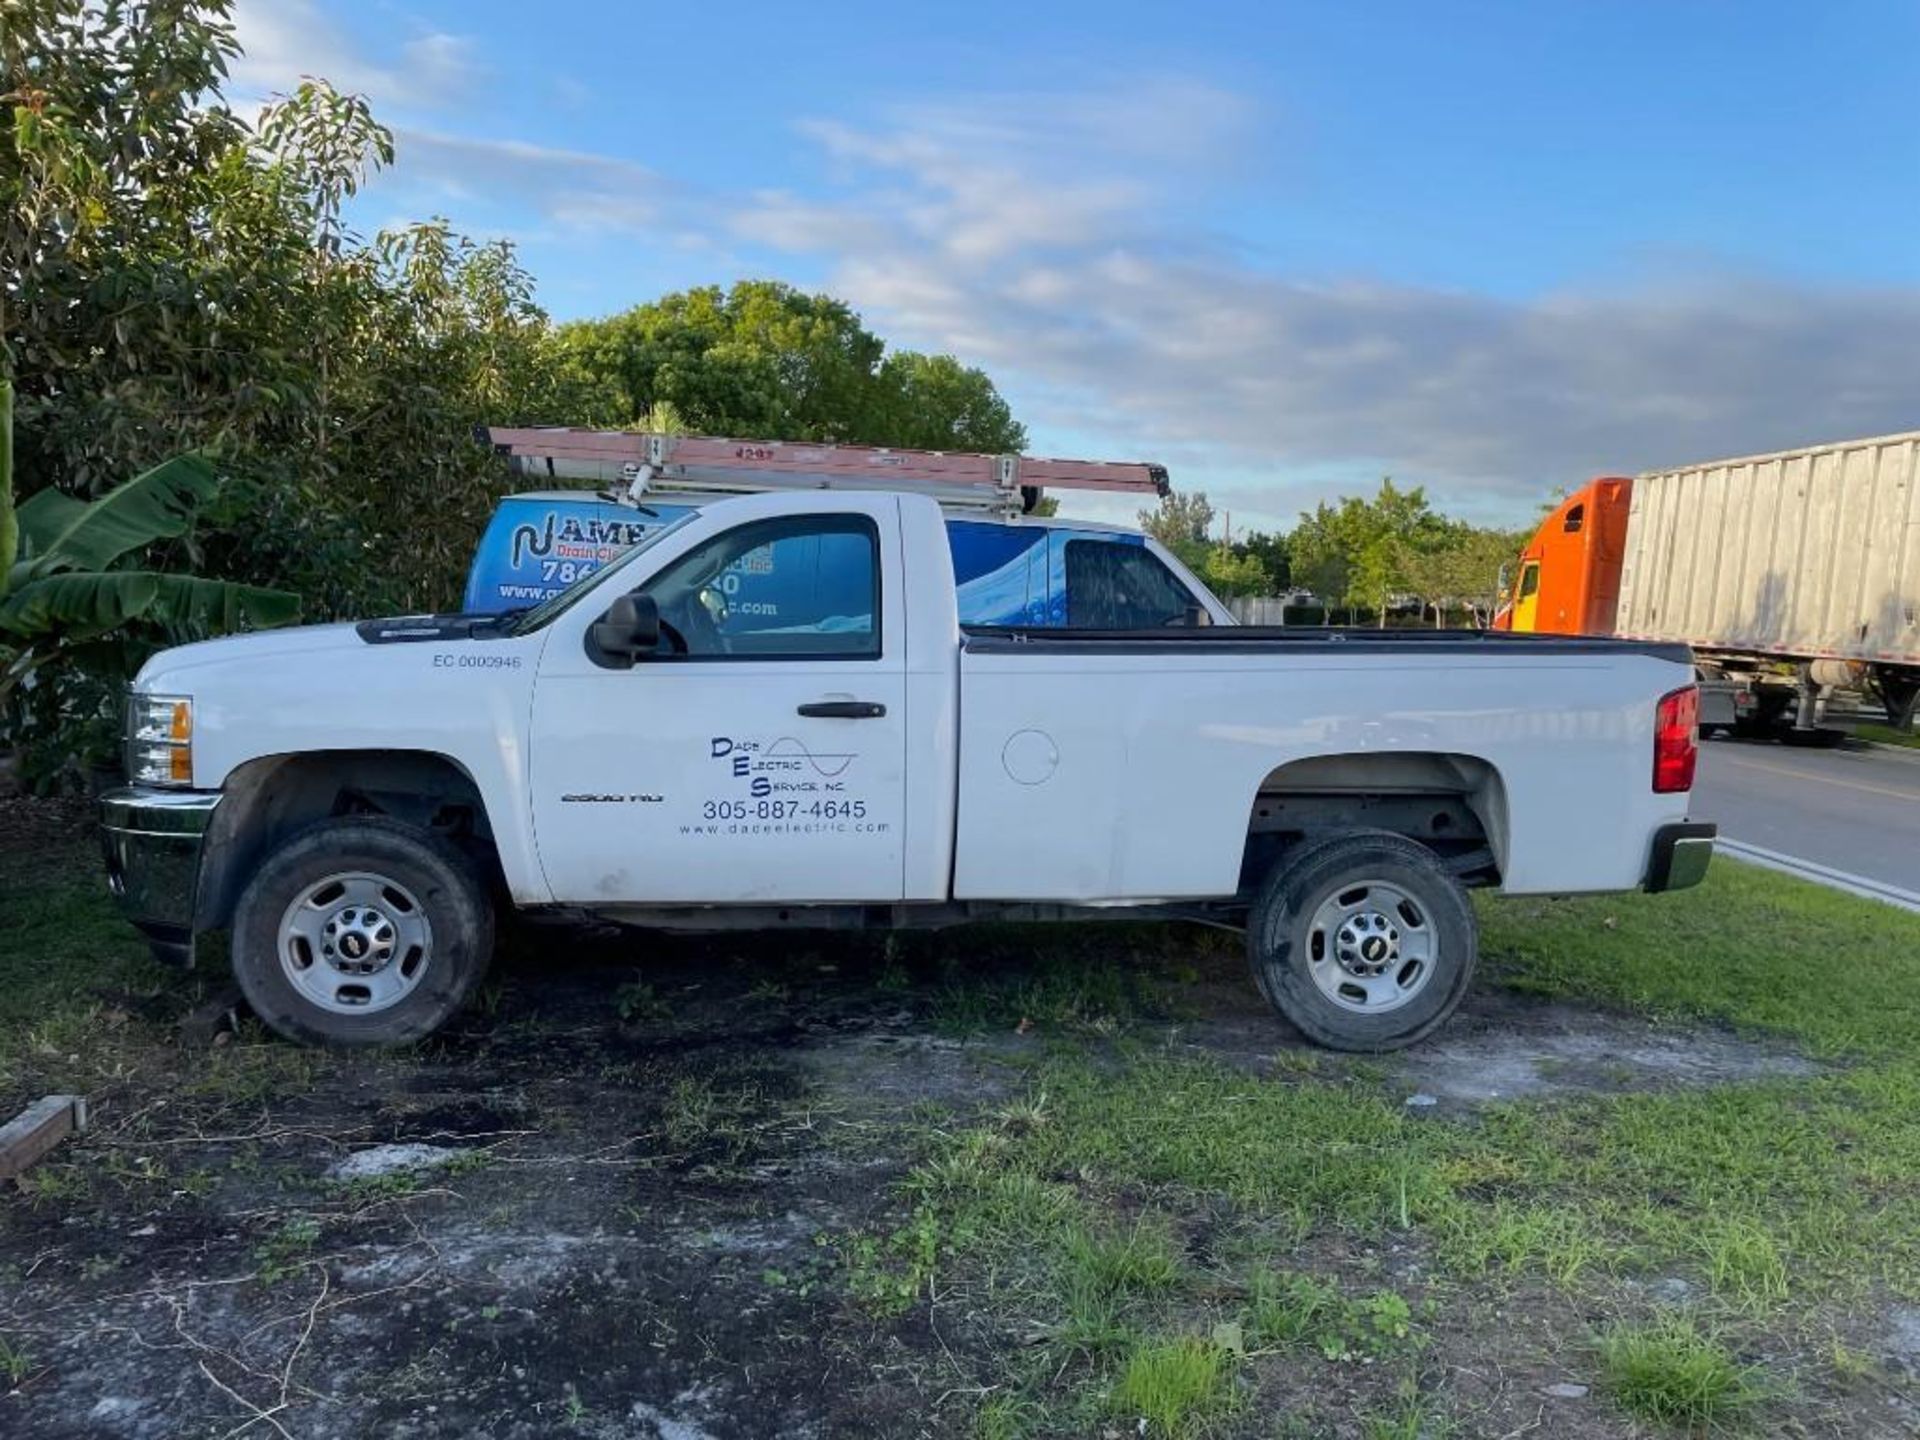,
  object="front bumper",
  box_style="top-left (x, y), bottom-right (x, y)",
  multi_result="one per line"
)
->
top-left (100, 786), bottom-right (221, 965)
top-left (1644, 820), bottom-right (1716, 893)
